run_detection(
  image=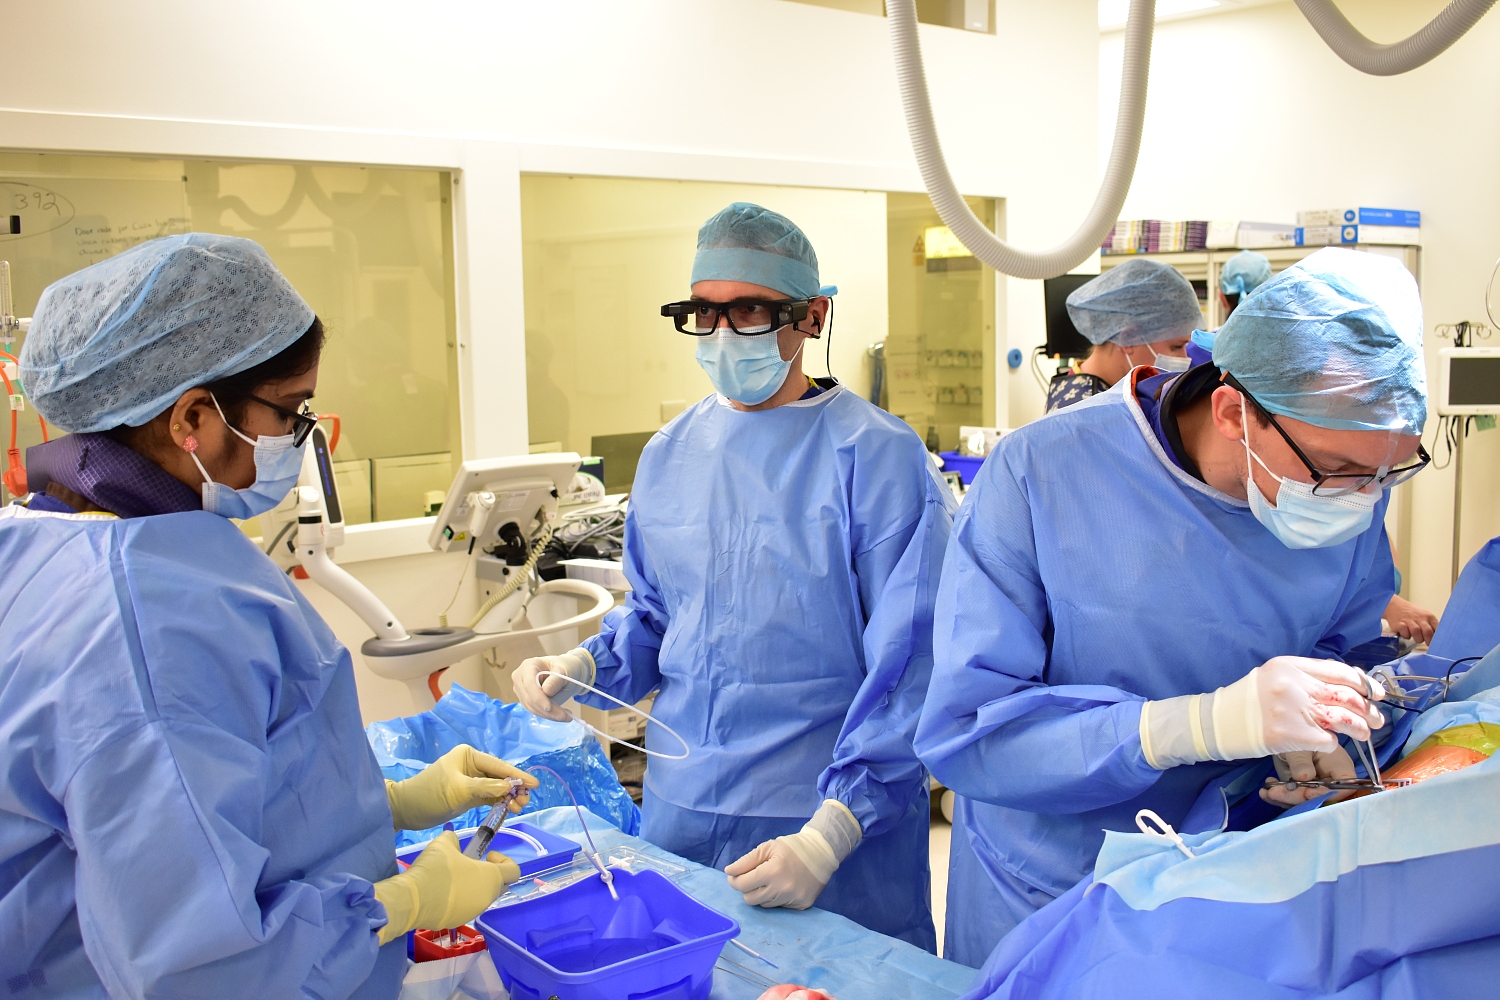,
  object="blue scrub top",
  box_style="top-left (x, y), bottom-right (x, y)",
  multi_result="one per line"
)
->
top-left (917, 376), bottom-right (1394, 922)
top-left (0, 505), bottom-right (405, 999)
